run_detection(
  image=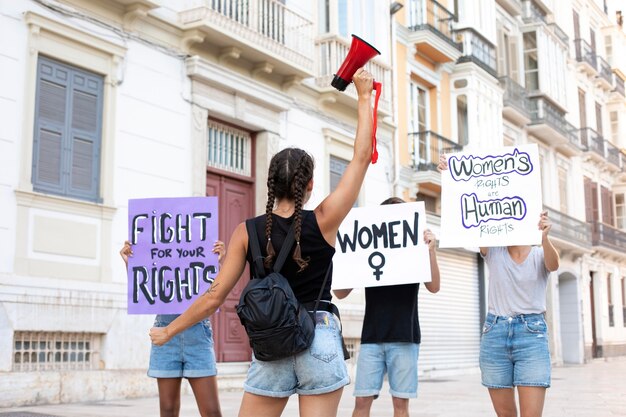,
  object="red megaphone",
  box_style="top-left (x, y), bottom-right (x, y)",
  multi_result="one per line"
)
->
top-left (331, 34), bottom-right (381, 91)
